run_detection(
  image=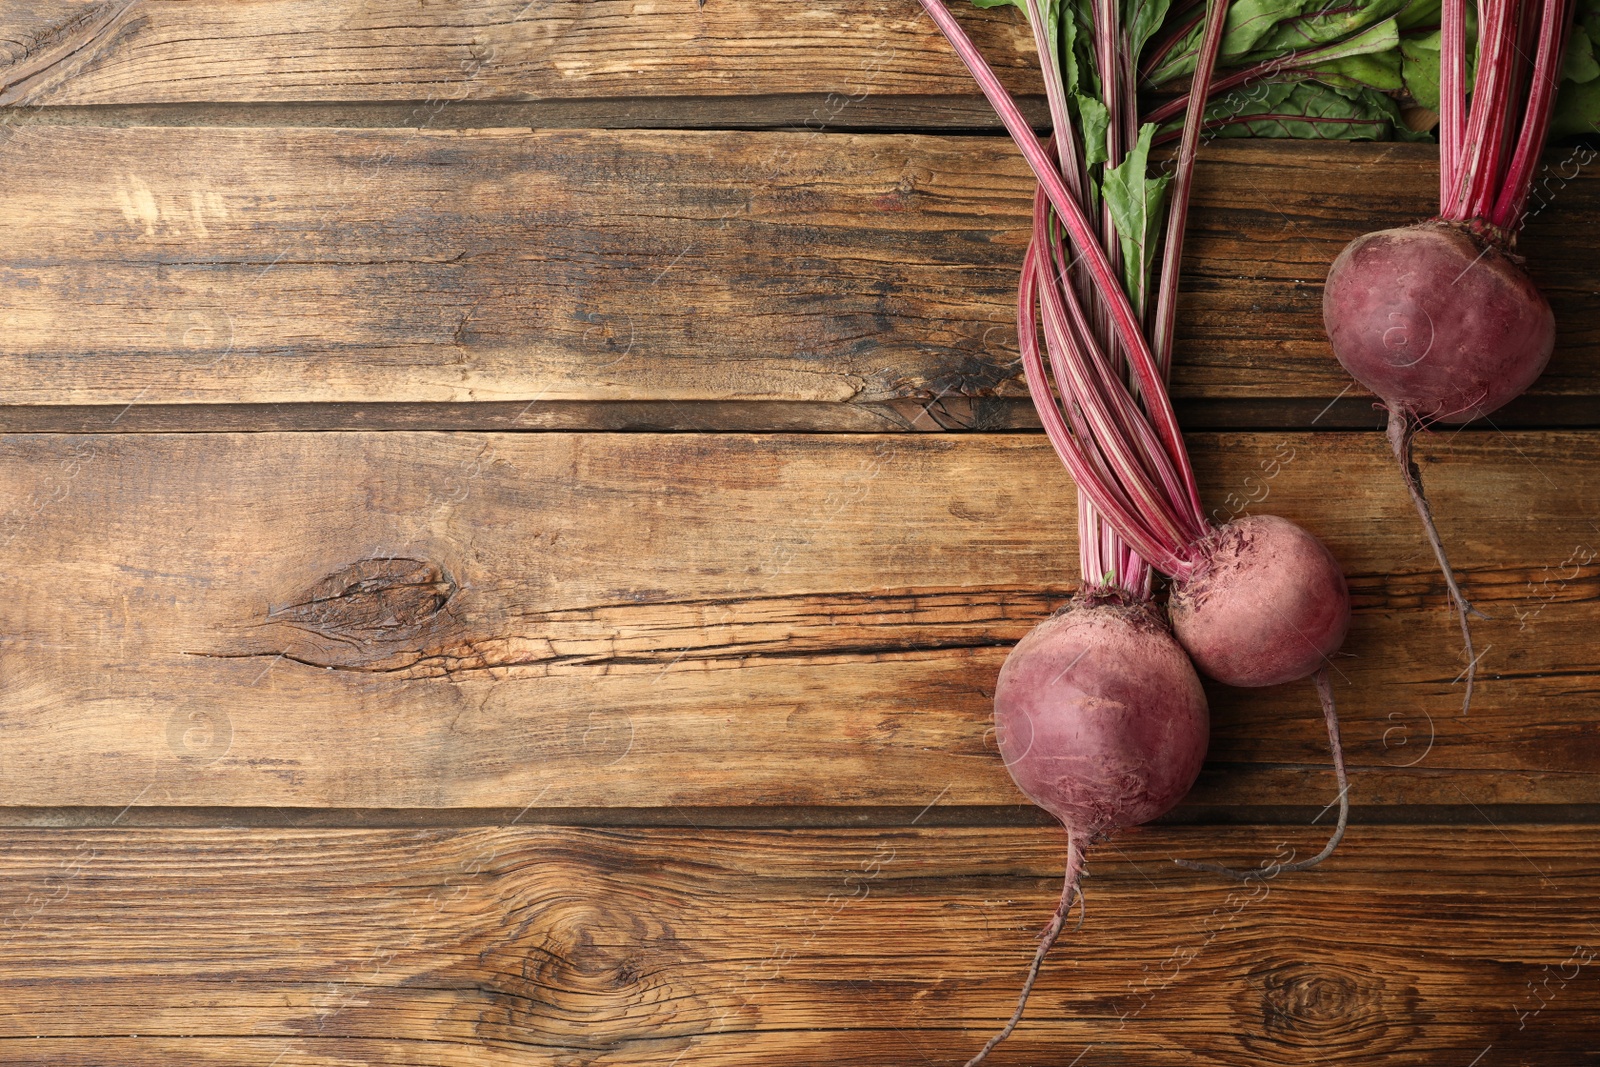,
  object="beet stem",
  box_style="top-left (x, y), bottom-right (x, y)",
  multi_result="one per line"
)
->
top-left (1439, 0), bottom-right (1466, 207)
top-left (1174, 667), bottom-right (1349, 879)
top-left (915, 0), bottom-right (1203, 518)
top-left (964, 832), bottom-right (1086, 1067)
top-left (1489, 0), bottom-right (1576, 231)
top-left (1152, 0), bottom-right (1231, 379)
top-left (1386, 408), bottom-right (1481, 717)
